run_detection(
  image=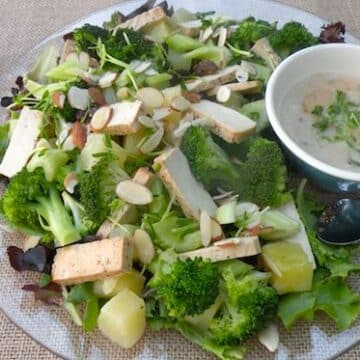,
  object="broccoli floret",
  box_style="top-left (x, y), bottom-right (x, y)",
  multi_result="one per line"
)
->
top-left (146, 258), bottom-right (278, 359)
top-left (78, 154), bottom-right (129, 228)
top-left (269, 21), bottom-right (319, 58)
top-left (1, 168), bottom-right (81, 247)
top-left (209, 266), bottom-right (278, 345)
top-left (105, 28), bottom-right (152, 63)
top-left (73, 24), bottom-right (152, 63)
top-left (62, 192), bottom-right (97, 236)
top-left (180, 126), bottom-right (240, 192)
top-left (150, 256), bottom-right (220, 318)
top-left (237, 137), bottom-right (290, 207)
top-left (228, 17), bottom-right (276, 50)
top-left (73, 24), bottom-right (110, 58)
